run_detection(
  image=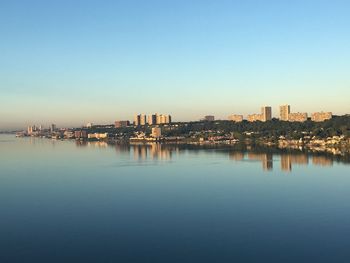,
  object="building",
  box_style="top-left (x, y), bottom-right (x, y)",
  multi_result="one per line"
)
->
top-left (203, 115), bottom-right (215, 121)
top-left (156, 114), bottom-right (172, 124)
top-left (261, 106), bottom-right (272, 122)
top-left (148, 114), bottom-right (157, 125)
top-left (88, 133), bottom-right (108, 139)
top-left (64, 131), bottom-right (75, 139)
top-left (50, 124), bottom-right (56, 133)
top-left (115, 120), bottom-right (130, 128)
top-left (86, 123), bottom-right (93, 128)
top-left (247, 114), bottom-right (262, 122)
top-left (228, 114), bottom-right (243, 122)
top-left (279, 105), bottom-right (290, 121)
top-left (288, 112), bottom-right (308, 122)
top-left (135, 113), bottom-right (171, 126)
top-left (311, 112), bottom-right (332, 122)
top-left (27, 125), bottom-right (35, 134)
top-left (134, 114), bottom-right (146, 126)
top-left (75, 130), bottom-right (88, 139)
top-left (164, 115), bottom-right (172, 124)
top-left (140, 114), bottom-right (146, 126)
top-left (151, 127), bottom-right (162, 138)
